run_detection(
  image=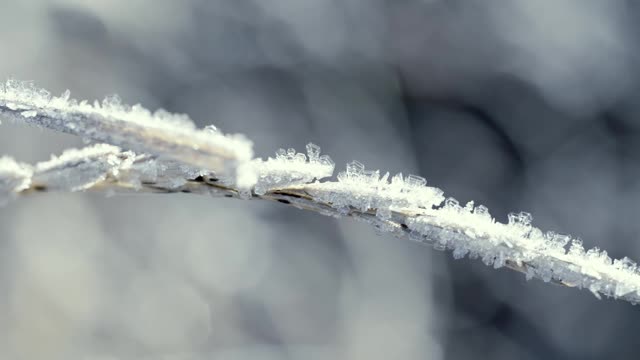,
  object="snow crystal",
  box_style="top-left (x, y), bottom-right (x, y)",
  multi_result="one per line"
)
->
top-left (250, 143), bottom-right (335, 195)
top-left (543, 231), bottom-right (571, 250)
top-left (406, 174), bottom-right (427, 187)
top-left (507, 211), bottom-right (533, 233)
top-left (304, 161), bottom-right (445, 218)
